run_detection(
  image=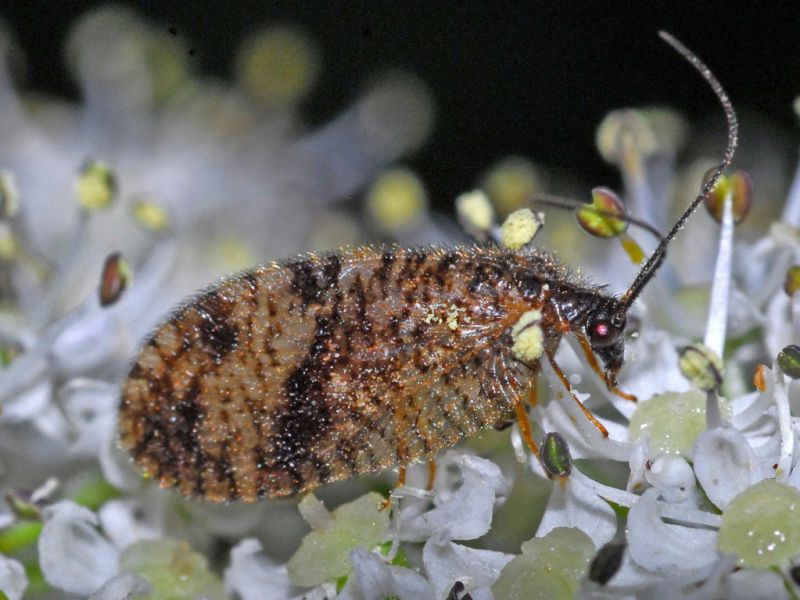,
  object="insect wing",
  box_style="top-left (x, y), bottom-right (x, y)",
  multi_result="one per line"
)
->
top-left (119, 247), bottom-right (529, 501)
